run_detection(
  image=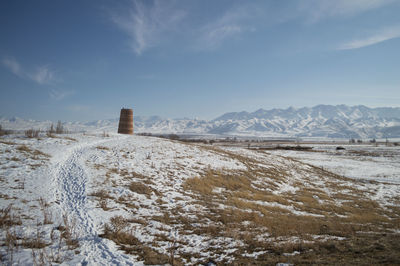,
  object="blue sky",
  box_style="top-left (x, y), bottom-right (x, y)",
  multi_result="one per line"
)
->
top-left (1, 0), bottom-right (400, 121)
